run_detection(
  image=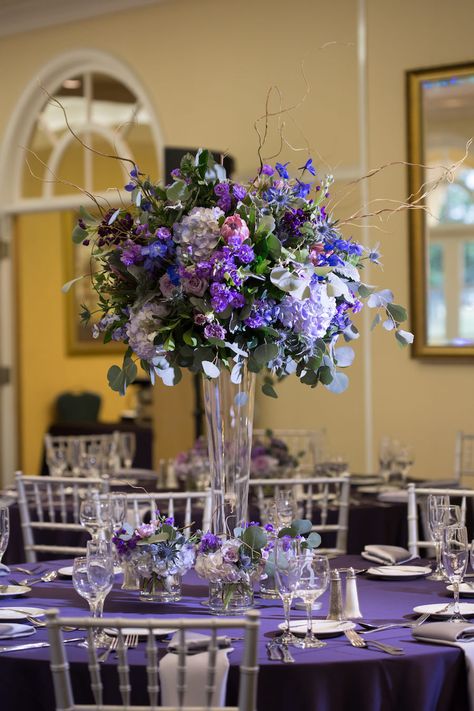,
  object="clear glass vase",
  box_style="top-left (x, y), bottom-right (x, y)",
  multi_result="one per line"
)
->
top-left (259, 572), bottom-right (279, 599)
top-left (202, 361), bottom-right (256, 534)
top-left (138, 572), bottom-right (182, 602)
top-left (208, 579), bottom-right (254, 615)
top-left (121, 560), bottom-right (140, 590)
